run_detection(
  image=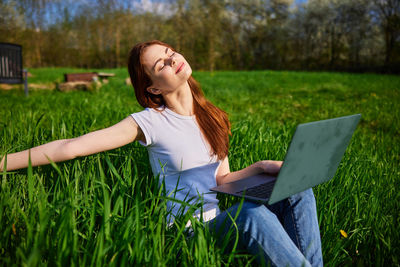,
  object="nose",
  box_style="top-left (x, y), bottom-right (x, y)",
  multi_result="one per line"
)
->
top-left (167, 55), bottom-right (176, 66)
